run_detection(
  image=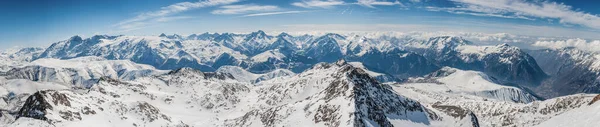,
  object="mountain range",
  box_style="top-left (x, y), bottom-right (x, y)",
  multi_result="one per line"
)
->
top-left (1, 30), bottom-right (600, 126)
